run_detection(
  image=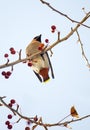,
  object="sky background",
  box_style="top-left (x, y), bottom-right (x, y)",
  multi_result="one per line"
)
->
top-left (0, 0), bottom-right (90, 130)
